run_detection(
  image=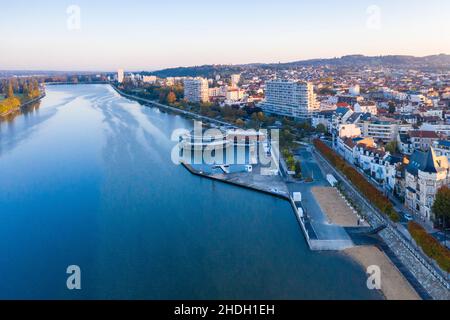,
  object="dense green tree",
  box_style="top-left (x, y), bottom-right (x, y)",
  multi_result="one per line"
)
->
top-left (294, 161), bottom-right (302, 179)
top-left (316, 123), bottom-right (327, 134)
top-left (432, 186), bottom-right (450, 229)
top-left (385, 141), bottom-right (398, 154)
